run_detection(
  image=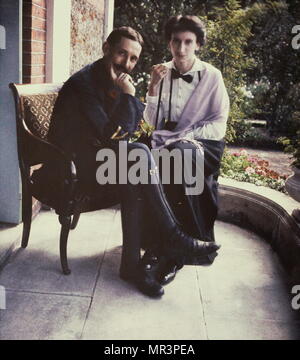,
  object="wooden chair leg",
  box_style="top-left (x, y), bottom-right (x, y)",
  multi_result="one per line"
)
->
top-left (59, 215), bottom-right (72, 275)
top-left (70, 212), bottom-right (80, 230)
top-left (21, 191), bottom-right (32, 248)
